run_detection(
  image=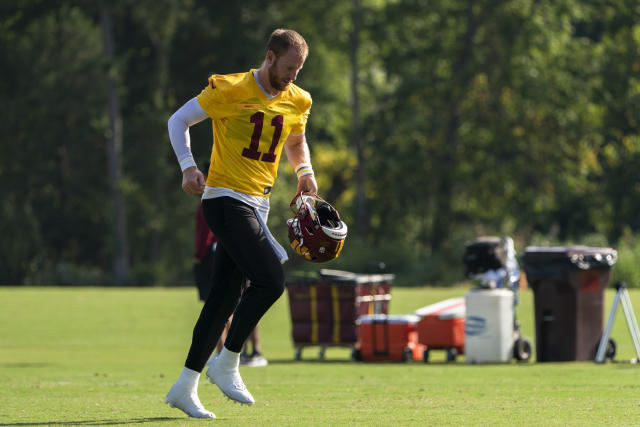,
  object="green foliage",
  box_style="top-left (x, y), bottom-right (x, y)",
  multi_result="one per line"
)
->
top-left (1, 0), bottom-right (640, 285)
top-left (0, 4), bottom-right (109, 284)
top-left (612, 231), bottom-right (640, 288)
